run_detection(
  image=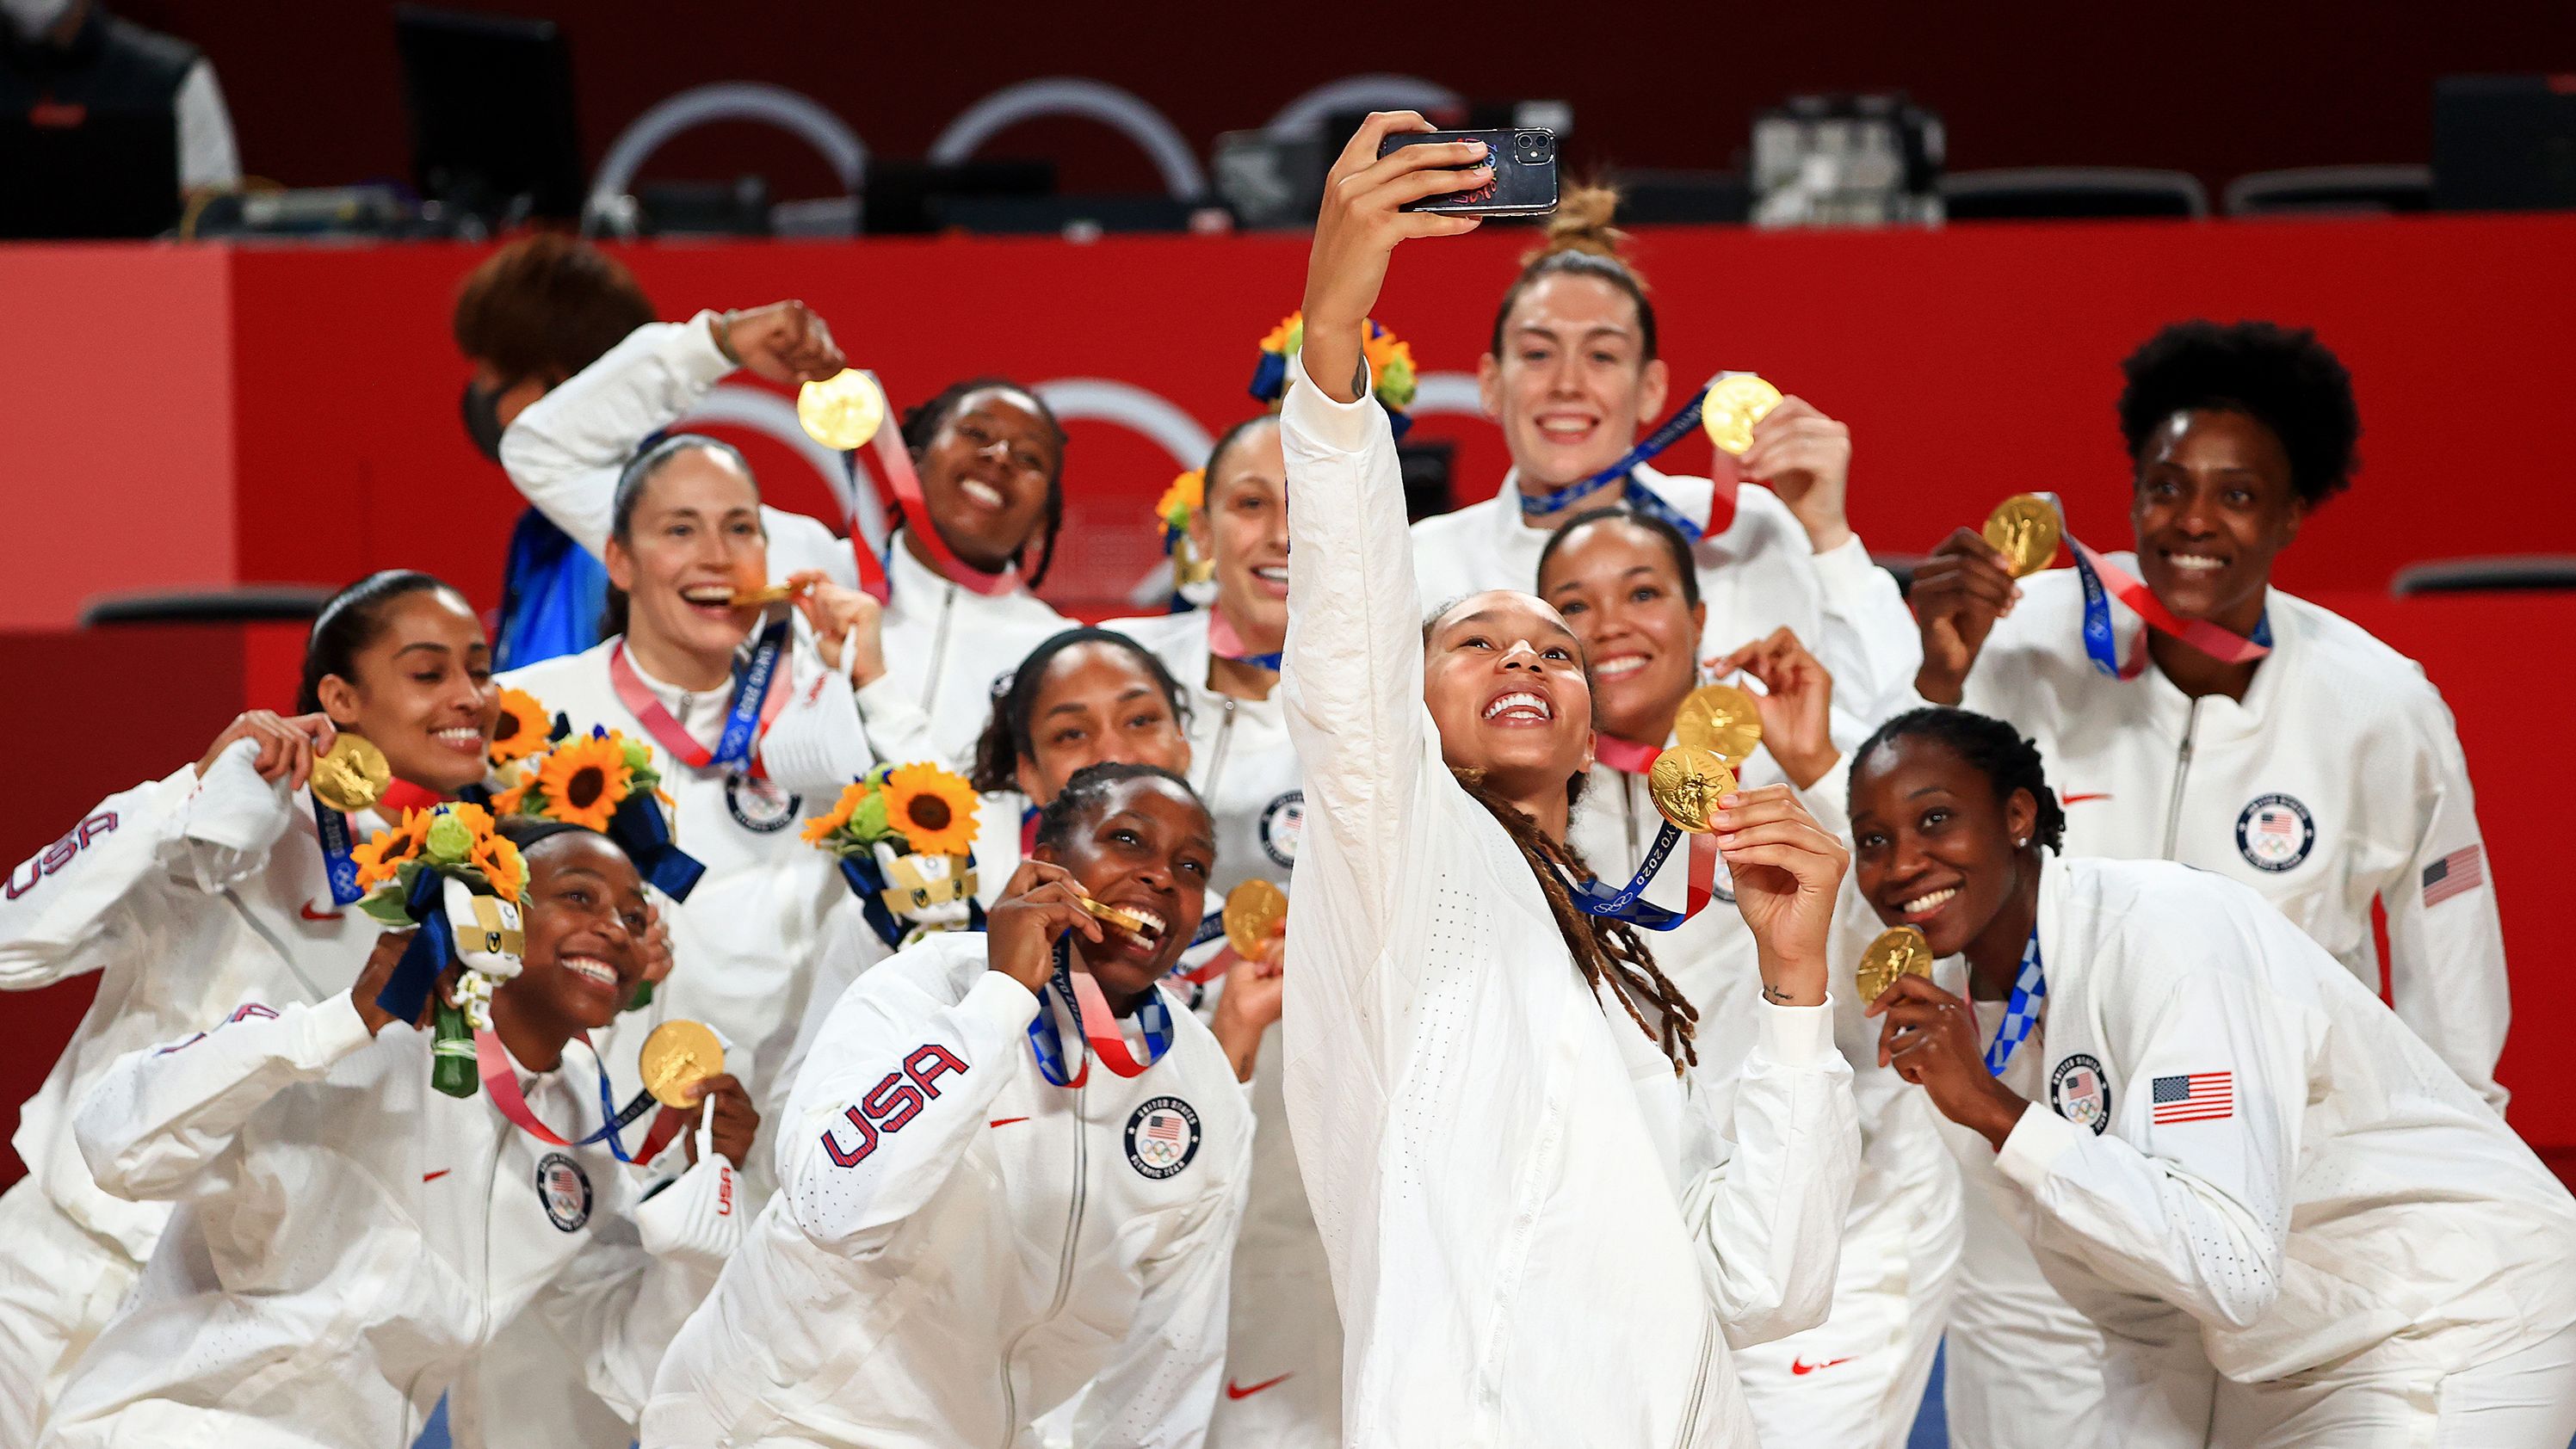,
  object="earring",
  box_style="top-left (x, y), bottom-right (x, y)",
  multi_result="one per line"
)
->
top-left (2015, 837), bottom-right (2028, 848)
